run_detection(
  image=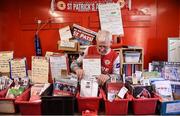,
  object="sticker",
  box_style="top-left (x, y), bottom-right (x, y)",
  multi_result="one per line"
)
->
top-left (57, 1), bottom-right (66, 10)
